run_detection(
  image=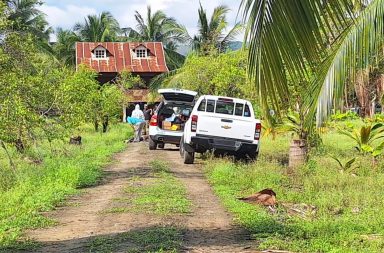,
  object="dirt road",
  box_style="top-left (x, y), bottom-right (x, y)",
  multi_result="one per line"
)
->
top-left (25, 143), bottom-right (256, 252)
